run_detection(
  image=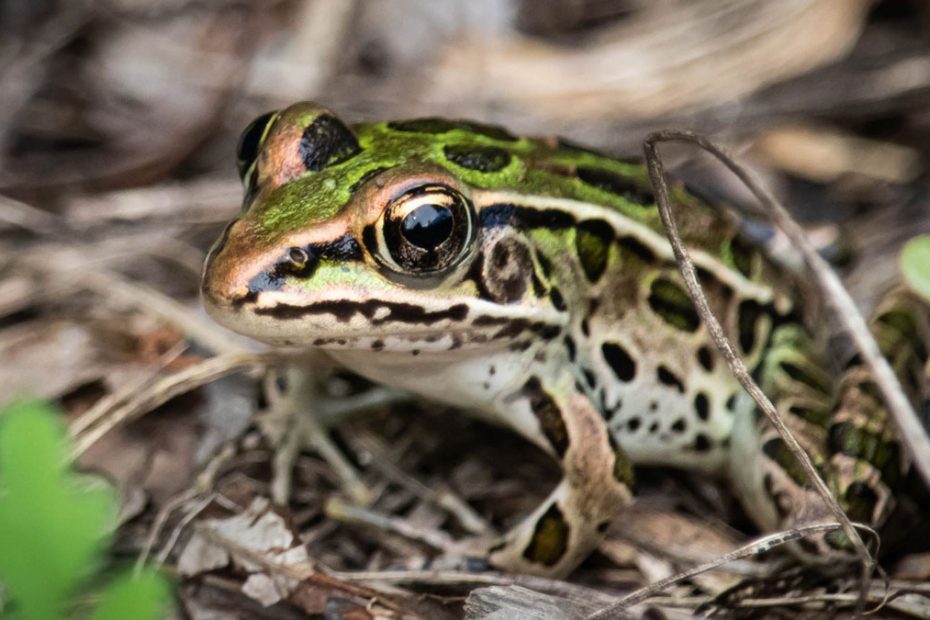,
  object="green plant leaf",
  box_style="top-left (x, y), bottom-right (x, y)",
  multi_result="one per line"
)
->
top-left (0, 401), bottom-right (115, 619)
top-left (901, 235), bottom-right (930, 304)
top-left (89, 570), bottom-right (171, 620)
